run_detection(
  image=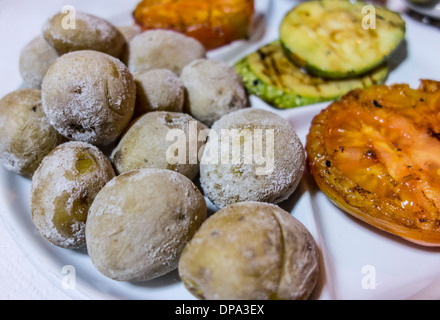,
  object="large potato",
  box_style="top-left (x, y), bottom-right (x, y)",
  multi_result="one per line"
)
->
top-left (128, 29), bottom-right (206, 75)
top-left (42, 50), bottom-right (136, 145)
top-left (111, 111), bottom-right (207, 180)
top-left (86, 168), bottom-right (207, 282)
top-left (133, 69), bottom-right (185, 117)
top-left (42, 11), bottom-right (127, 60)
top-left (180, 58), bottom-right (249, 126)
top-left (0, 88), bottom-right (65, 178)
top-left (199, 108), bottom-right (305, 208)
top-left (31, 141), bottom-right (115, 249)
top-left (178, 201), bottom-right (320, 300)
top-left (19, 35), bottom-right (58, 89)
